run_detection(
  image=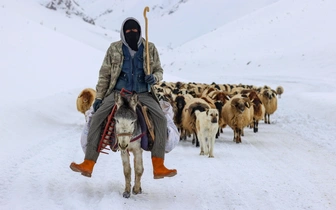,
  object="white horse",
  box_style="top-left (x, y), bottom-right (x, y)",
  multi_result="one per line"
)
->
top-left (113, 91), bottom-right (144, 198)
